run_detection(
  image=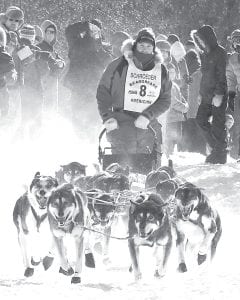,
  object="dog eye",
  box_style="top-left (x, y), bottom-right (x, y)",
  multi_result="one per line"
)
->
top-left (147, 214), bottom-right (155, 221)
